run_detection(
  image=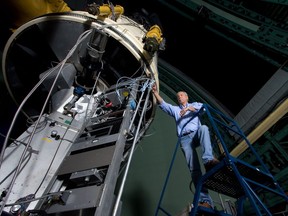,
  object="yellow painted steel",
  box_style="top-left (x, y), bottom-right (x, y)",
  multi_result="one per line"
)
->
top-left (89, 3), bottom-right (124, 18)
top-left (230, 98), bottom-right (288, 157)
top-left (146, 25), bottom-right (163, 44)
top-left (2, 0), bottom-right (71, 30)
